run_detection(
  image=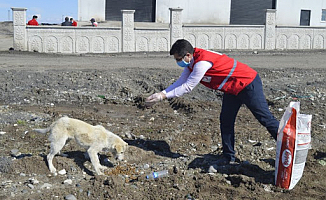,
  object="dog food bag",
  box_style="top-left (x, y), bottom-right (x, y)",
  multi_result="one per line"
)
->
top-left (275, 101), bottom-right (312, 190)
